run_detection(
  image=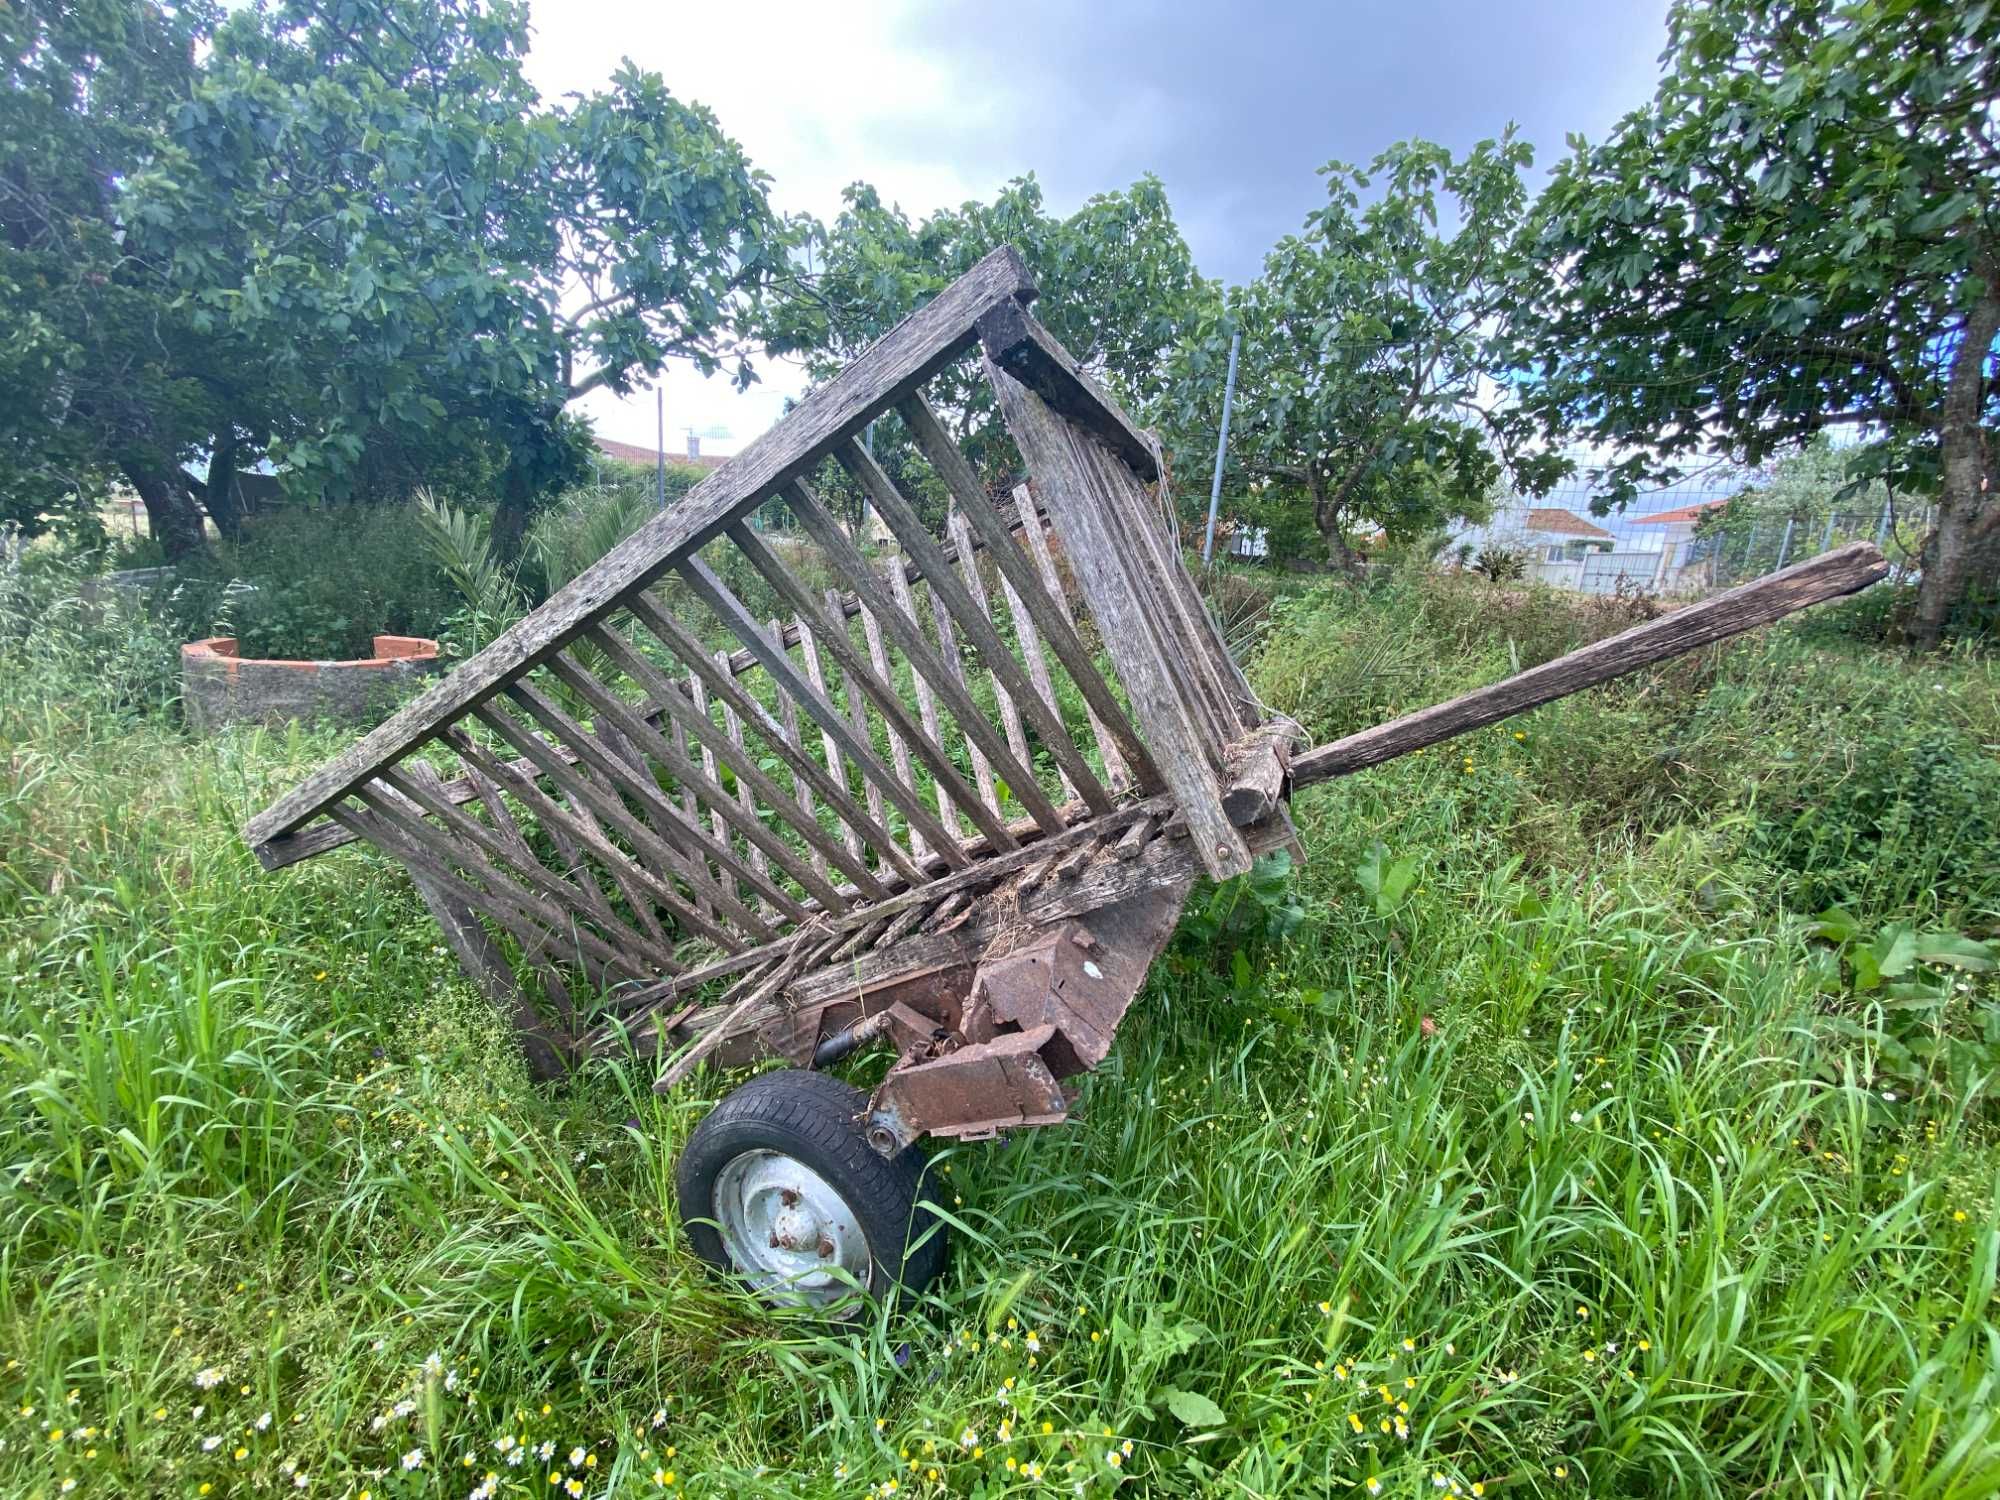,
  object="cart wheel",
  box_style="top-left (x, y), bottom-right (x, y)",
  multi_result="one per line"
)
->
top-left (676, 1069), bottom-right (947, 1310)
